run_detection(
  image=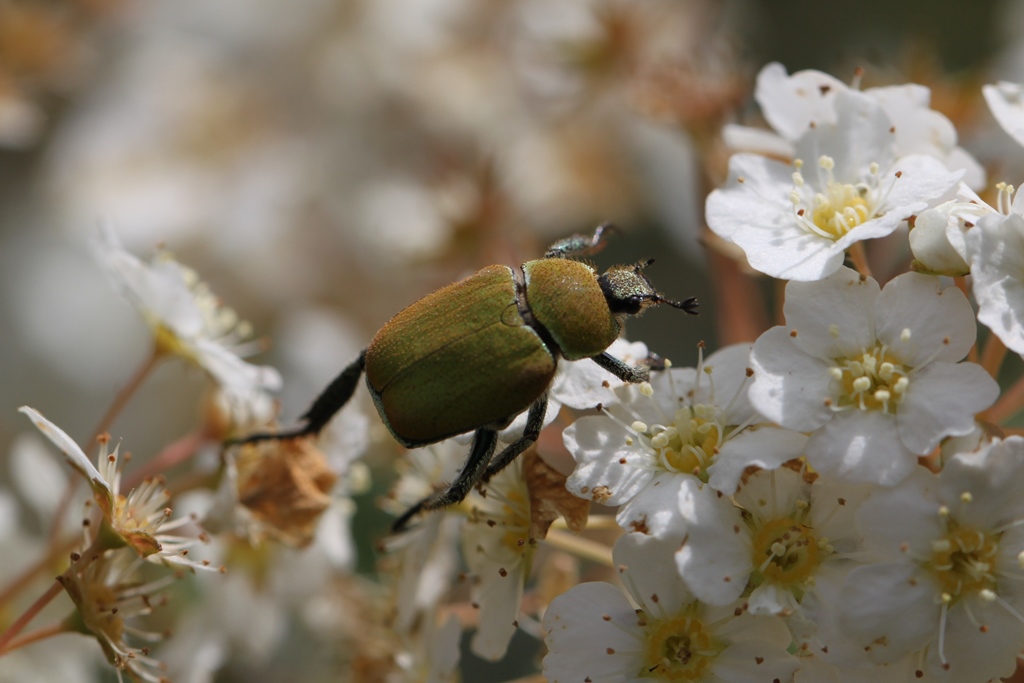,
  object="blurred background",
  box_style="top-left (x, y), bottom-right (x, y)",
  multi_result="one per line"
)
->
top-left (0, 0), bottom-right (1021, 680)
